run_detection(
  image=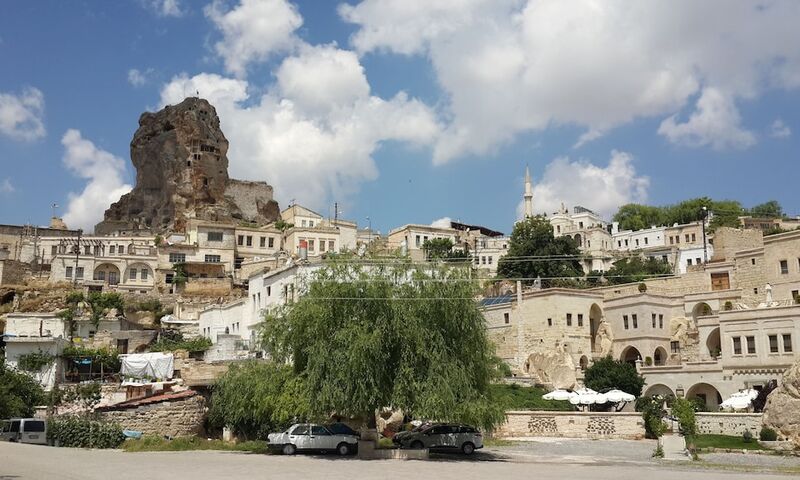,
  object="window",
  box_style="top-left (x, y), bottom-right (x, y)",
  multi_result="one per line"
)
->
top-left (95, 271), bottom-right (106, 281)
top-left (769, 334), bottom-right (779, 353)
top-left (783, 334), bottom-right (793, 353)
top-left (695, 257), bottom-right (702, 265)
top-left (687, 259), bottom-right (693, 266)
top-left (308, 240), bottom-right (315, 251)
top-left (207, 232), bottom-right (223, 242)
top-left (625, 239), bottom-right (628, 246)
top-left (780, 260), bottom-right (789, 275)
top-left (685, 234), bottom-right (690, 243)
top-left (632, 314), bottom-right (638, 329)
top-left (205, 255), bottom-right (221, 263)
top-left (237, 235), bottom-right (244, 246)
top-left (618, 241), bottom-right (622, 247)
top-left (691, 233), bottom-right (696, 242)
top-left (415, 235), bottom-right (421, 247)
top-left (76, 267), bottom-right (84, 280)
top-left (65, 266), bottom-right (73, 278)
top-left (260, 237), bottom-right (266, 248)
top-left (754, 288), bottom-right (759, 295)
top-left (130, 269), bottom-right (137, 280)
top-left (268, 237), bottom-right (275, 248)
top-left (577, 314), bottom-right (583, 327)
top-left (291, 425), bottom-right (310, 436)
top-left (246, 236), bottom-right (252, 247)
top-left (793, 290), bottom-right (799, 301)
top-left (670, 341), bottom-right (680, 353)
top-left (635, 239), bottom-right (639, 247)
top-left (329, 240), bottom-right (334, 251)
top-left (51, 245), bottom-right (58, 255)
top-left (751, 258), bottom-right (756, 265)
top-left (24, 420), bottom-right (45, 433)
top-left (644, 237), bottom-right (648, 245)
top-left (165, 273), bottom-right (174, 284)
top-left (141, 269), bottom-right (148, 280)
top-left (669, 237), bottom-right (674, 245)
top-left (110, 245), bottom-right (116, 254)
top-left (579, 222), bottom-right (584, 229)
top-left (547, 318), bottom-right (553, 327)
top-left (309, 221), bottom-right (314, 227)
top-left (267, 286), bottom-right (271, 297)
top-left (733, 337), bottom-right (742, 355)
top-left (169, 253), bottom-right (186, 263)
top-left (301, 220), bottom-right (307, 227)
top-left (659, 314), bottom-right (664, 329)
top-left (488, 256), bottom-right (493, 265)
top-left (311, 425), bottom-right (330, 436)
top-left (652, 313), bottom-right (657, 328)
top-left (566, 314), bottom-right (572, 327)
top-left (84, 246), bottom-right (91, 255)
top-left (481, 256), bottom-right (486, 265)
top-left (746, 336), bottom-right (756, 354)
top-left (623, 315), bottom-right (629, 330)
top-left (504, 313), bottom-right (509, 324)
